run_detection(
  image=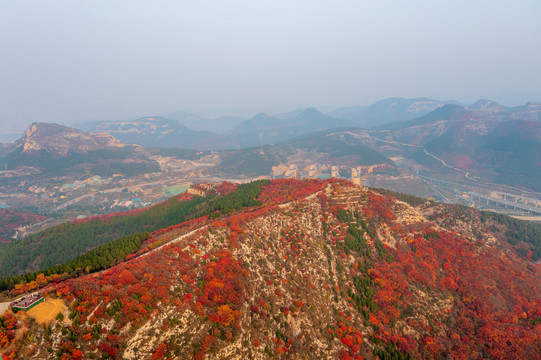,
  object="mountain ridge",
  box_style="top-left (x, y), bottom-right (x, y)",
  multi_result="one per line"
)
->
top-left (0, 179), bottom-right (540, 359)
top-left (7, 122), bottom-right (132, 158)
